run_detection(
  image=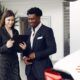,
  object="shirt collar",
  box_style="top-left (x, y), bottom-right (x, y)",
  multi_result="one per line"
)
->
top-left (31, 22), bottom-right (42, 33)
